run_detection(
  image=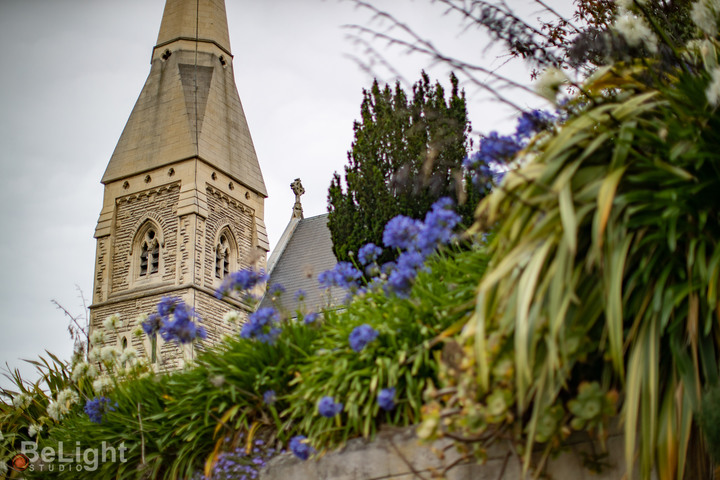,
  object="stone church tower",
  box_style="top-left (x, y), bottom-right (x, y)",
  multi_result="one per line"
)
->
top-left (88, 0), bottom-right (268, 368)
